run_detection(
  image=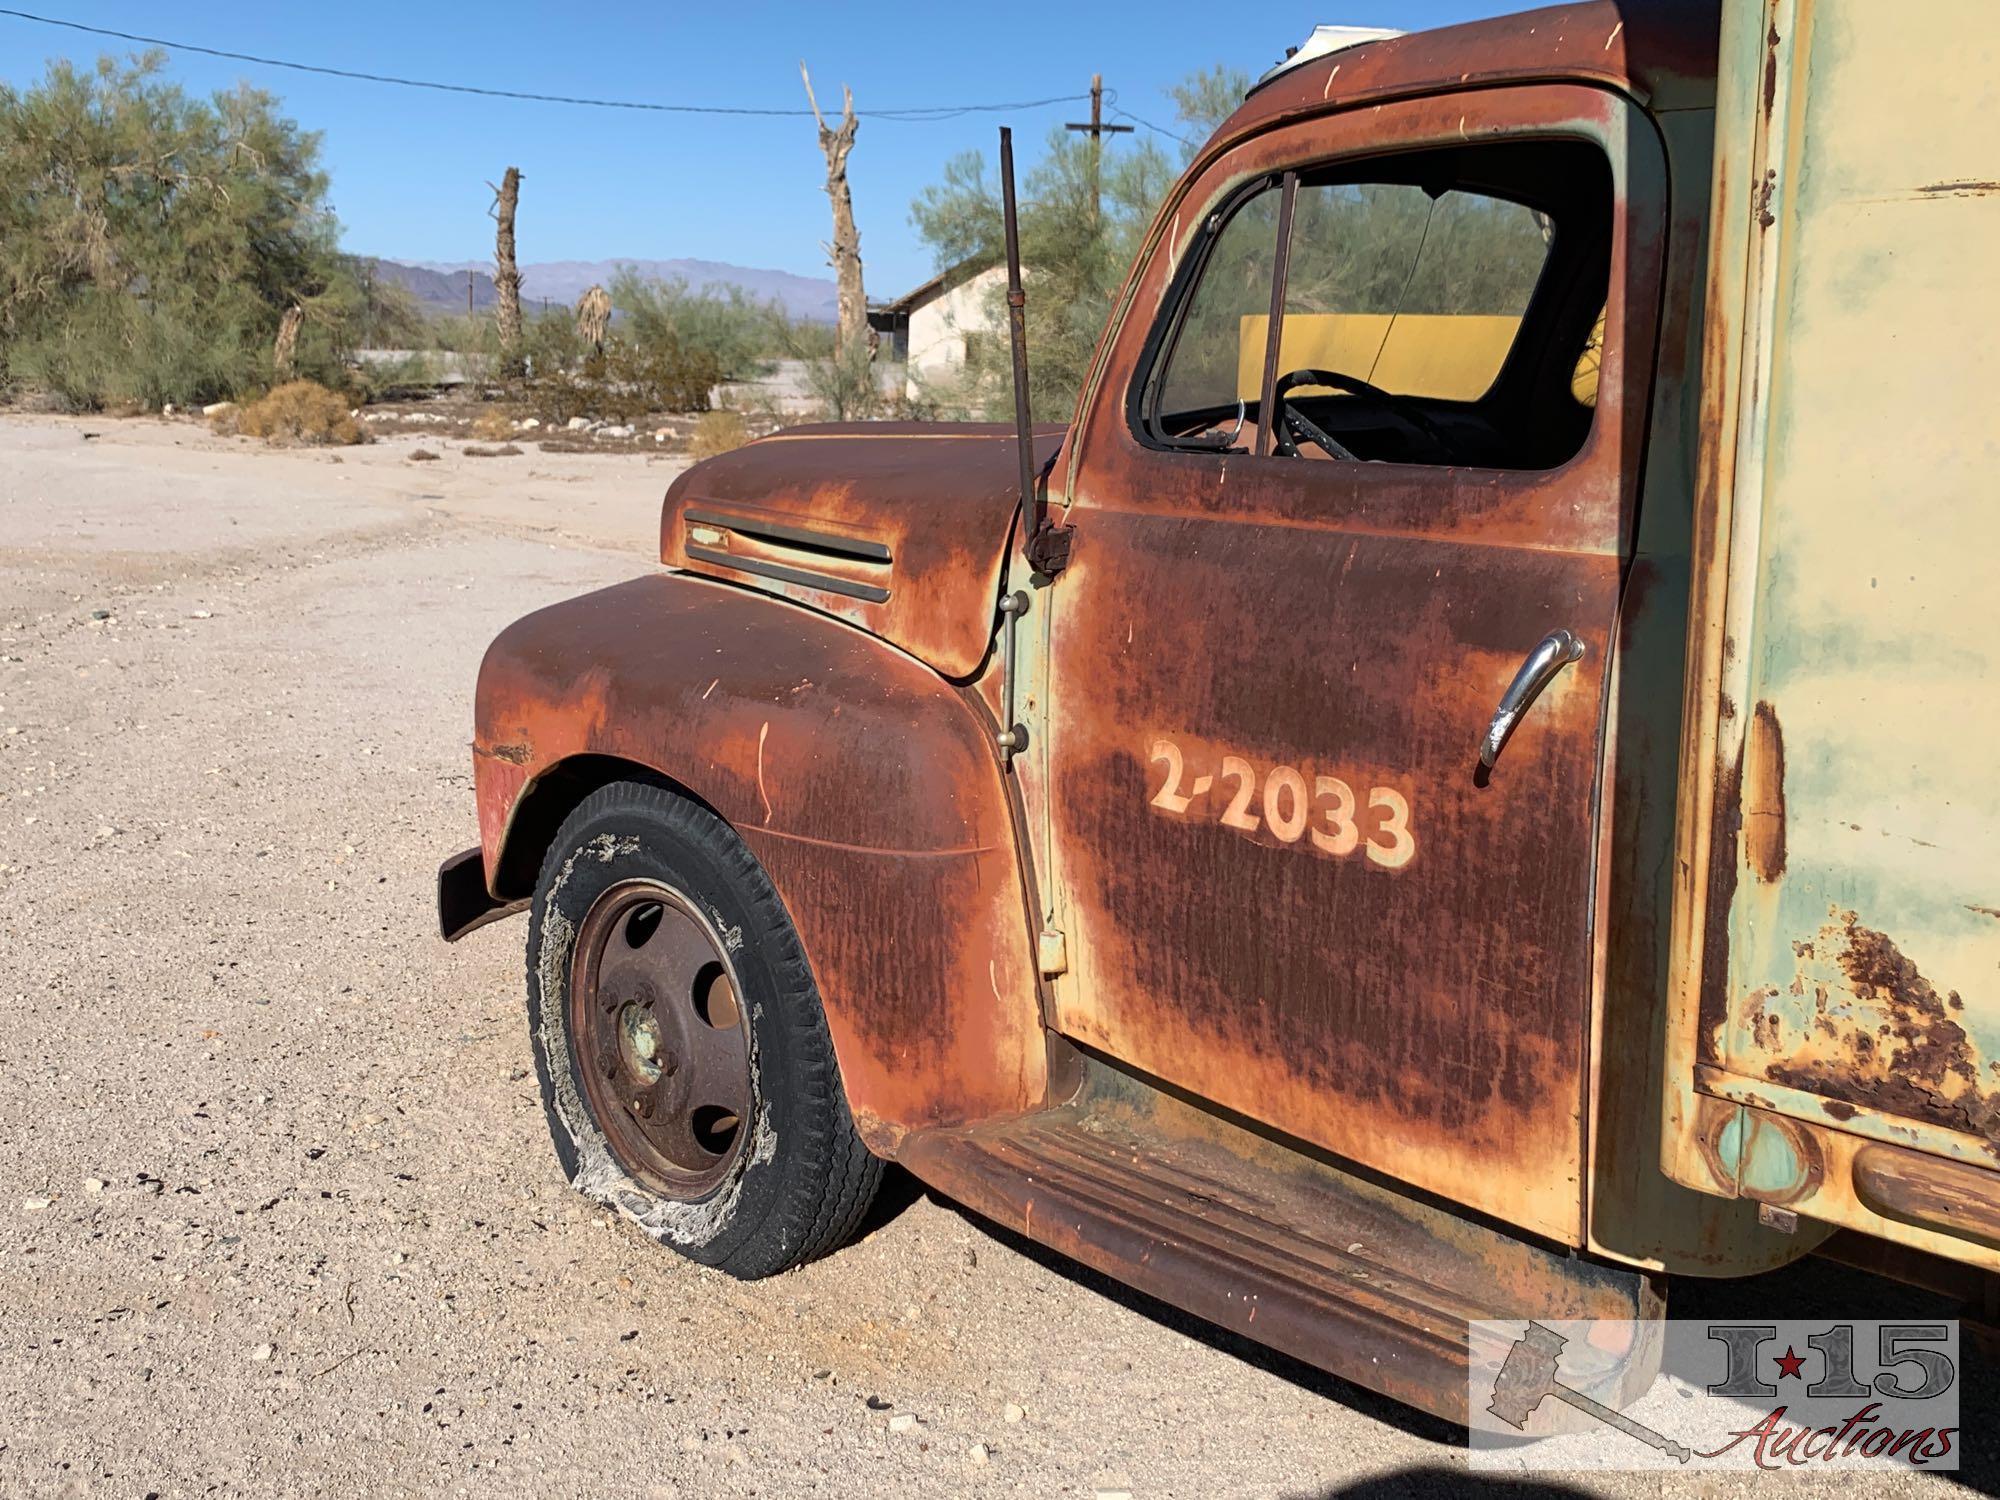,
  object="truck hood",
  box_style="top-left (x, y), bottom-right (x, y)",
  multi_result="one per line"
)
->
top-left (660, 421), bottom-right (1065, 679)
